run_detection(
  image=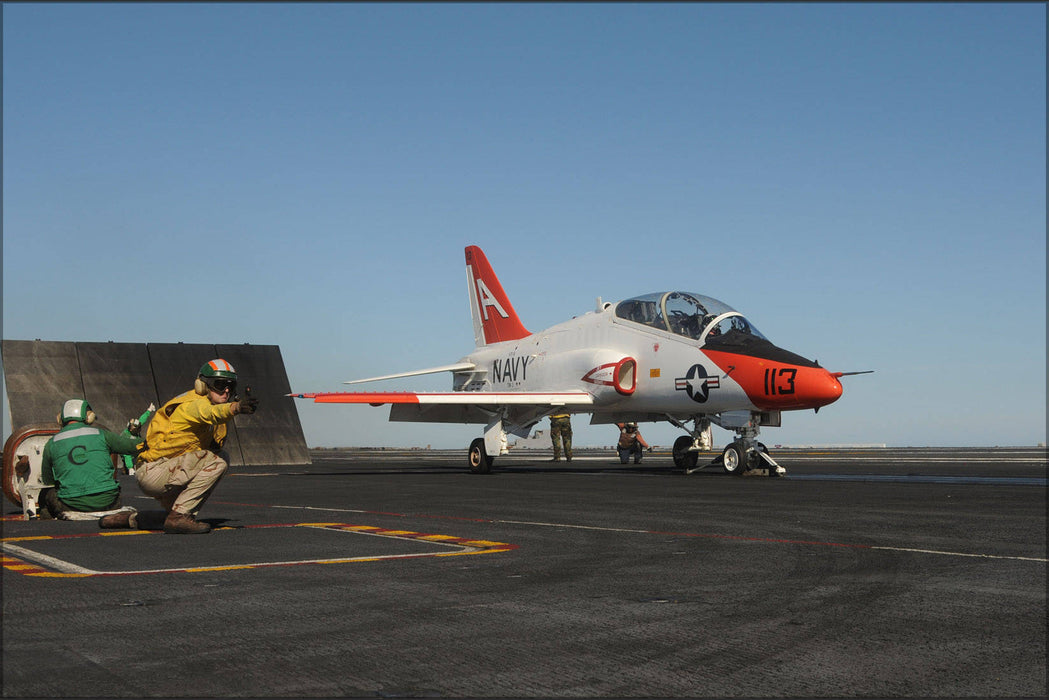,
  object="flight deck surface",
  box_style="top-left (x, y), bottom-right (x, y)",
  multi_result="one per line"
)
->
top-left (2, 447), bottom-right (1045, 697)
